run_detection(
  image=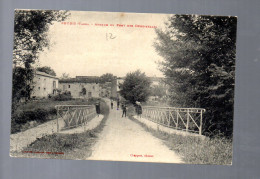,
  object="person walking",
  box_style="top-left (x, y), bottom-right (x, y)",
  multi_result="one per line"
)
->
top-left (95, 100), bottom-right (101, 117)
top-left (111, 100), bottom-right (114, 109)
top-left (122, 103), bottom-right (127, 117)
top-left (117, 100), bottom-right (120, 110)
top-left (136, 101), bottom-right (142, 118)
